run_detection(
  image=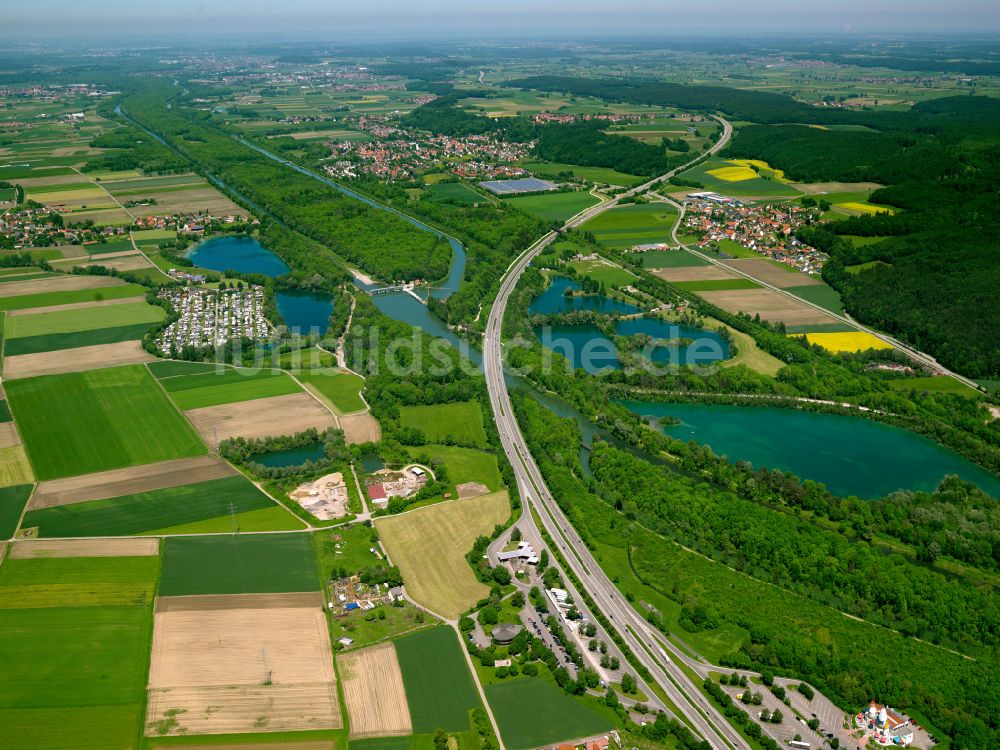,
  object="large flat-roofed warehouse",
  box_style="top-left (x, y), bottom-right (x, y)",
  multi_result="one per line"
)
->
top-left (479, 177), bottom-right (557, 195)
